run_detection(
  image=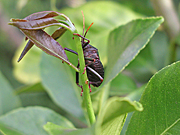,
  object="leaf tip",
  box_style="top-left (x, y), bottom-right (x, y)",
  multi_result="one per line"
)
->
top-left (17, 57), bottom-right (22, 62)
top-left (133, 101), bottom-right (144, 112)
top-left (8, 18), bottom-right (15, 25)
top-left (8, 22), bottom-right (13, 25)
top-left (159, 16), bottom-right (164, 22)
